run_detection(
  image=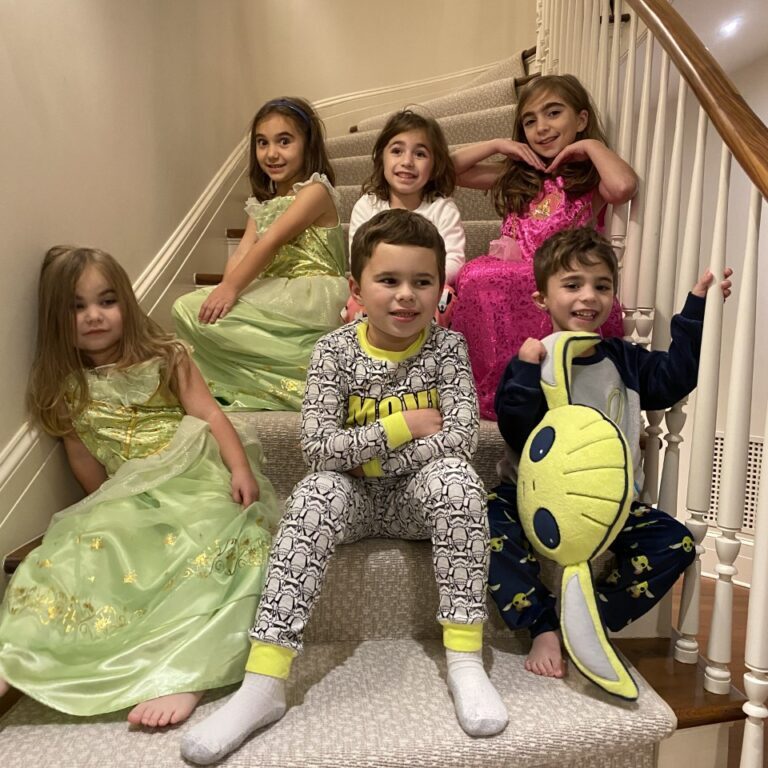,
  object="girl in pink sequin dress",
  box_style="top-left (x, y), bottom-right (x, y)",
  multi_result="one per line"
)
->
top-left (450, 75), bottom-right (637, 419)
